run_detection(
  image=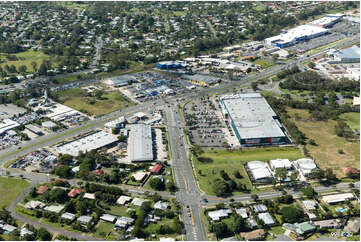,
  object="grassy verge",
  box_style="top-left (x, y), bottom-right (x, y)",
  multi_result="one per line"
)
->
top-left (193, 147), bottom-right (303, 195)
top-left (0, 177), bottom-right (29, 208)
top-left (340, 112), bottom-right (360, 131)
top-left (287, 108), bottom-right (360, 178)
